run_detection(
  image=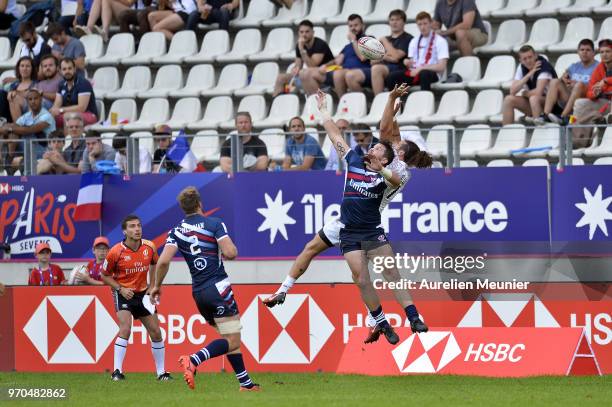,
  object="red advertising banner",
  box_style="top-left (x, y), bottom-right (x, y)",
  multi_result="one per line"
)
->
top-left (3, 284), bottom-right (611, 375)
top-left (337, 328), bottom-right (600, 376)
